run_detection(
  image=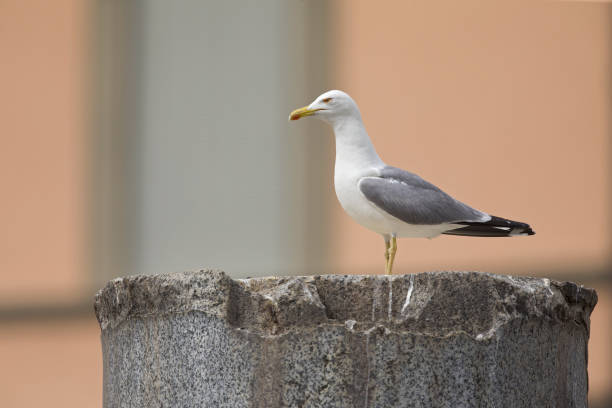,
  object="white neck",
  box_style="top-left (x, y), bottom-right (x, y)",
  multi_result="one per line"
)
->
top-left (332, 116), bottom-right (383, 171)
